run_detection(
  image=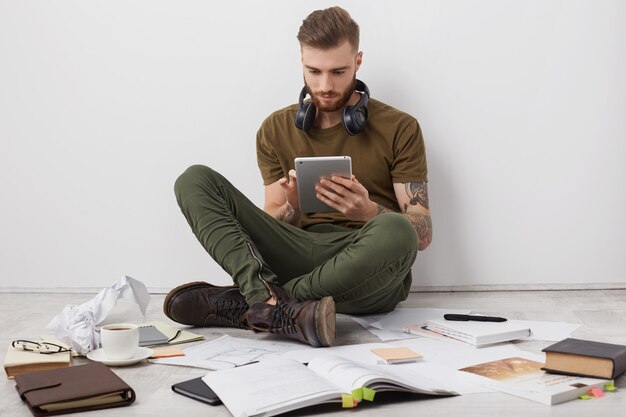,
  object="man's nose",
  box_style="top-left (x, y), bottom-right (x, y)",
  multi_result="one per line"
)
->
top-left (319, 74), bottom-right (333, 93)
